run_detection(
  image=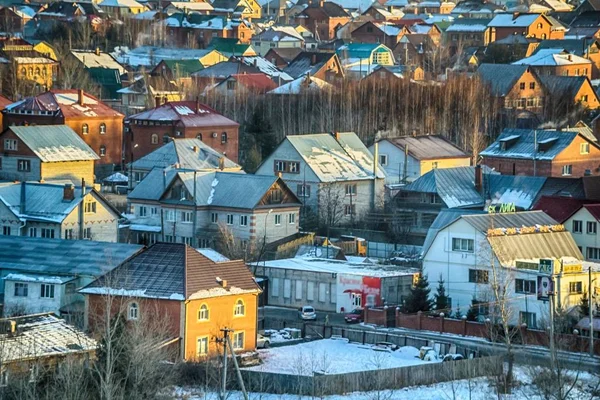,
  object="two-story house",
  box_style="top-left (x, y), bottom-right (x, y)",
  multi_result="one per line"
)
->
top-left (368, 135), bottom-right (471, 184)
top-left (0, 125), bottom-right (98, 184)
top-left (211, 0), bottom-right (262, 20)
top-left (126, 169), bottom-right (301, 248)
top-left (513, 49), bottom-right (593, 79)
top-left (80, 243), bottom-right (261, 359)
top-left (445, 18), bottom-right (491, 55)
top-left (350, 21), bottom-right (404, 50)
top-left (530, 39), bottom-right (600, 79)
top-left (337, 43), bottom-right (396, 70)
top-left (480, 128), bottom-right (600, 177)
top-left (252, 26), bottom-right (305, 56)
top-left (563, 204), bottom-right (600, 262)
top-left (68, 49), bottom-right (127, 101)
top-left (540, 75), bottom-right (600, 110)
top-left (296, 1), bottom-right (351, 41)
top-left (2, 90), bottom-right (124, 178)
top-left (255, 132), bottom-right (385, 227)
top-left (283, 51), bottom-right (345, 81)
top-left (487, 13), bottom-right (565, 42)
